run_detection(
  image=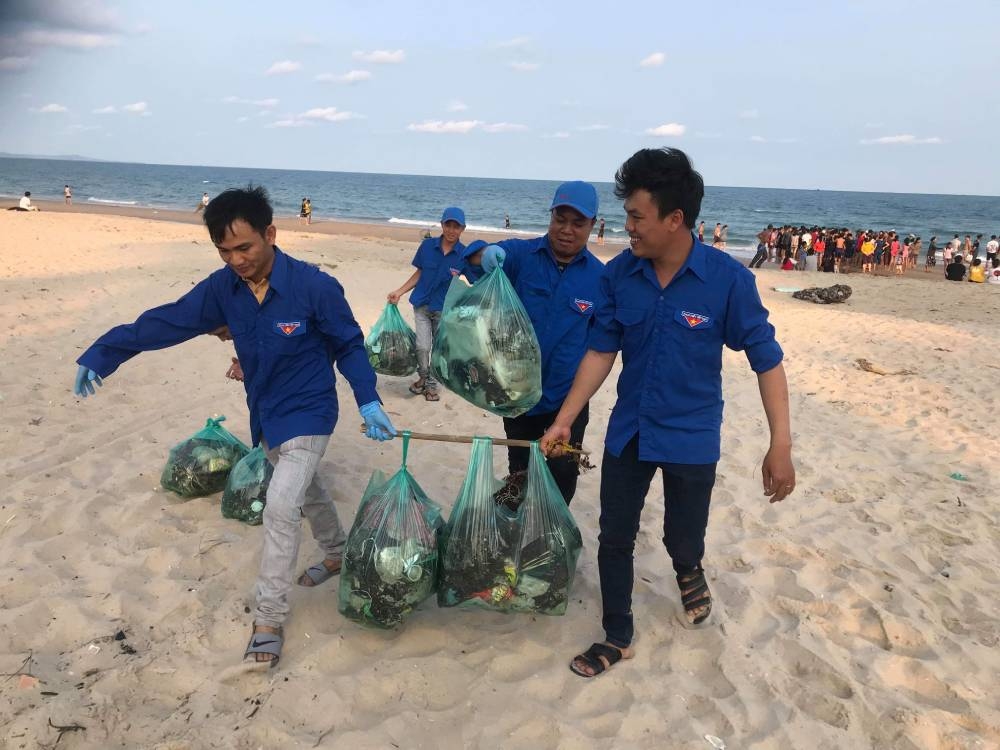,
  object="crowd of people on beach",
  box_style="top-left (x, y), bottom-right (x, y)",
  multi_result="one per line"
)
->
top-left (743, 224), bottom-right (1000, 284)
